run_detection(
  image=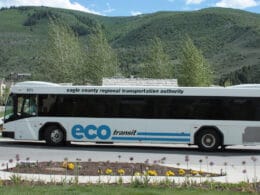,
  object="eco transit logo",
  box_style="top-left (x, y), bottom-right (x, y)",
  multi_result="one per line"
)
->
top-left (71, 124), bottom-right (138, 140)
top-left (72, 124), bottom-right (111, 140)
top-left (71, 124), bottom-right (191, 143)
